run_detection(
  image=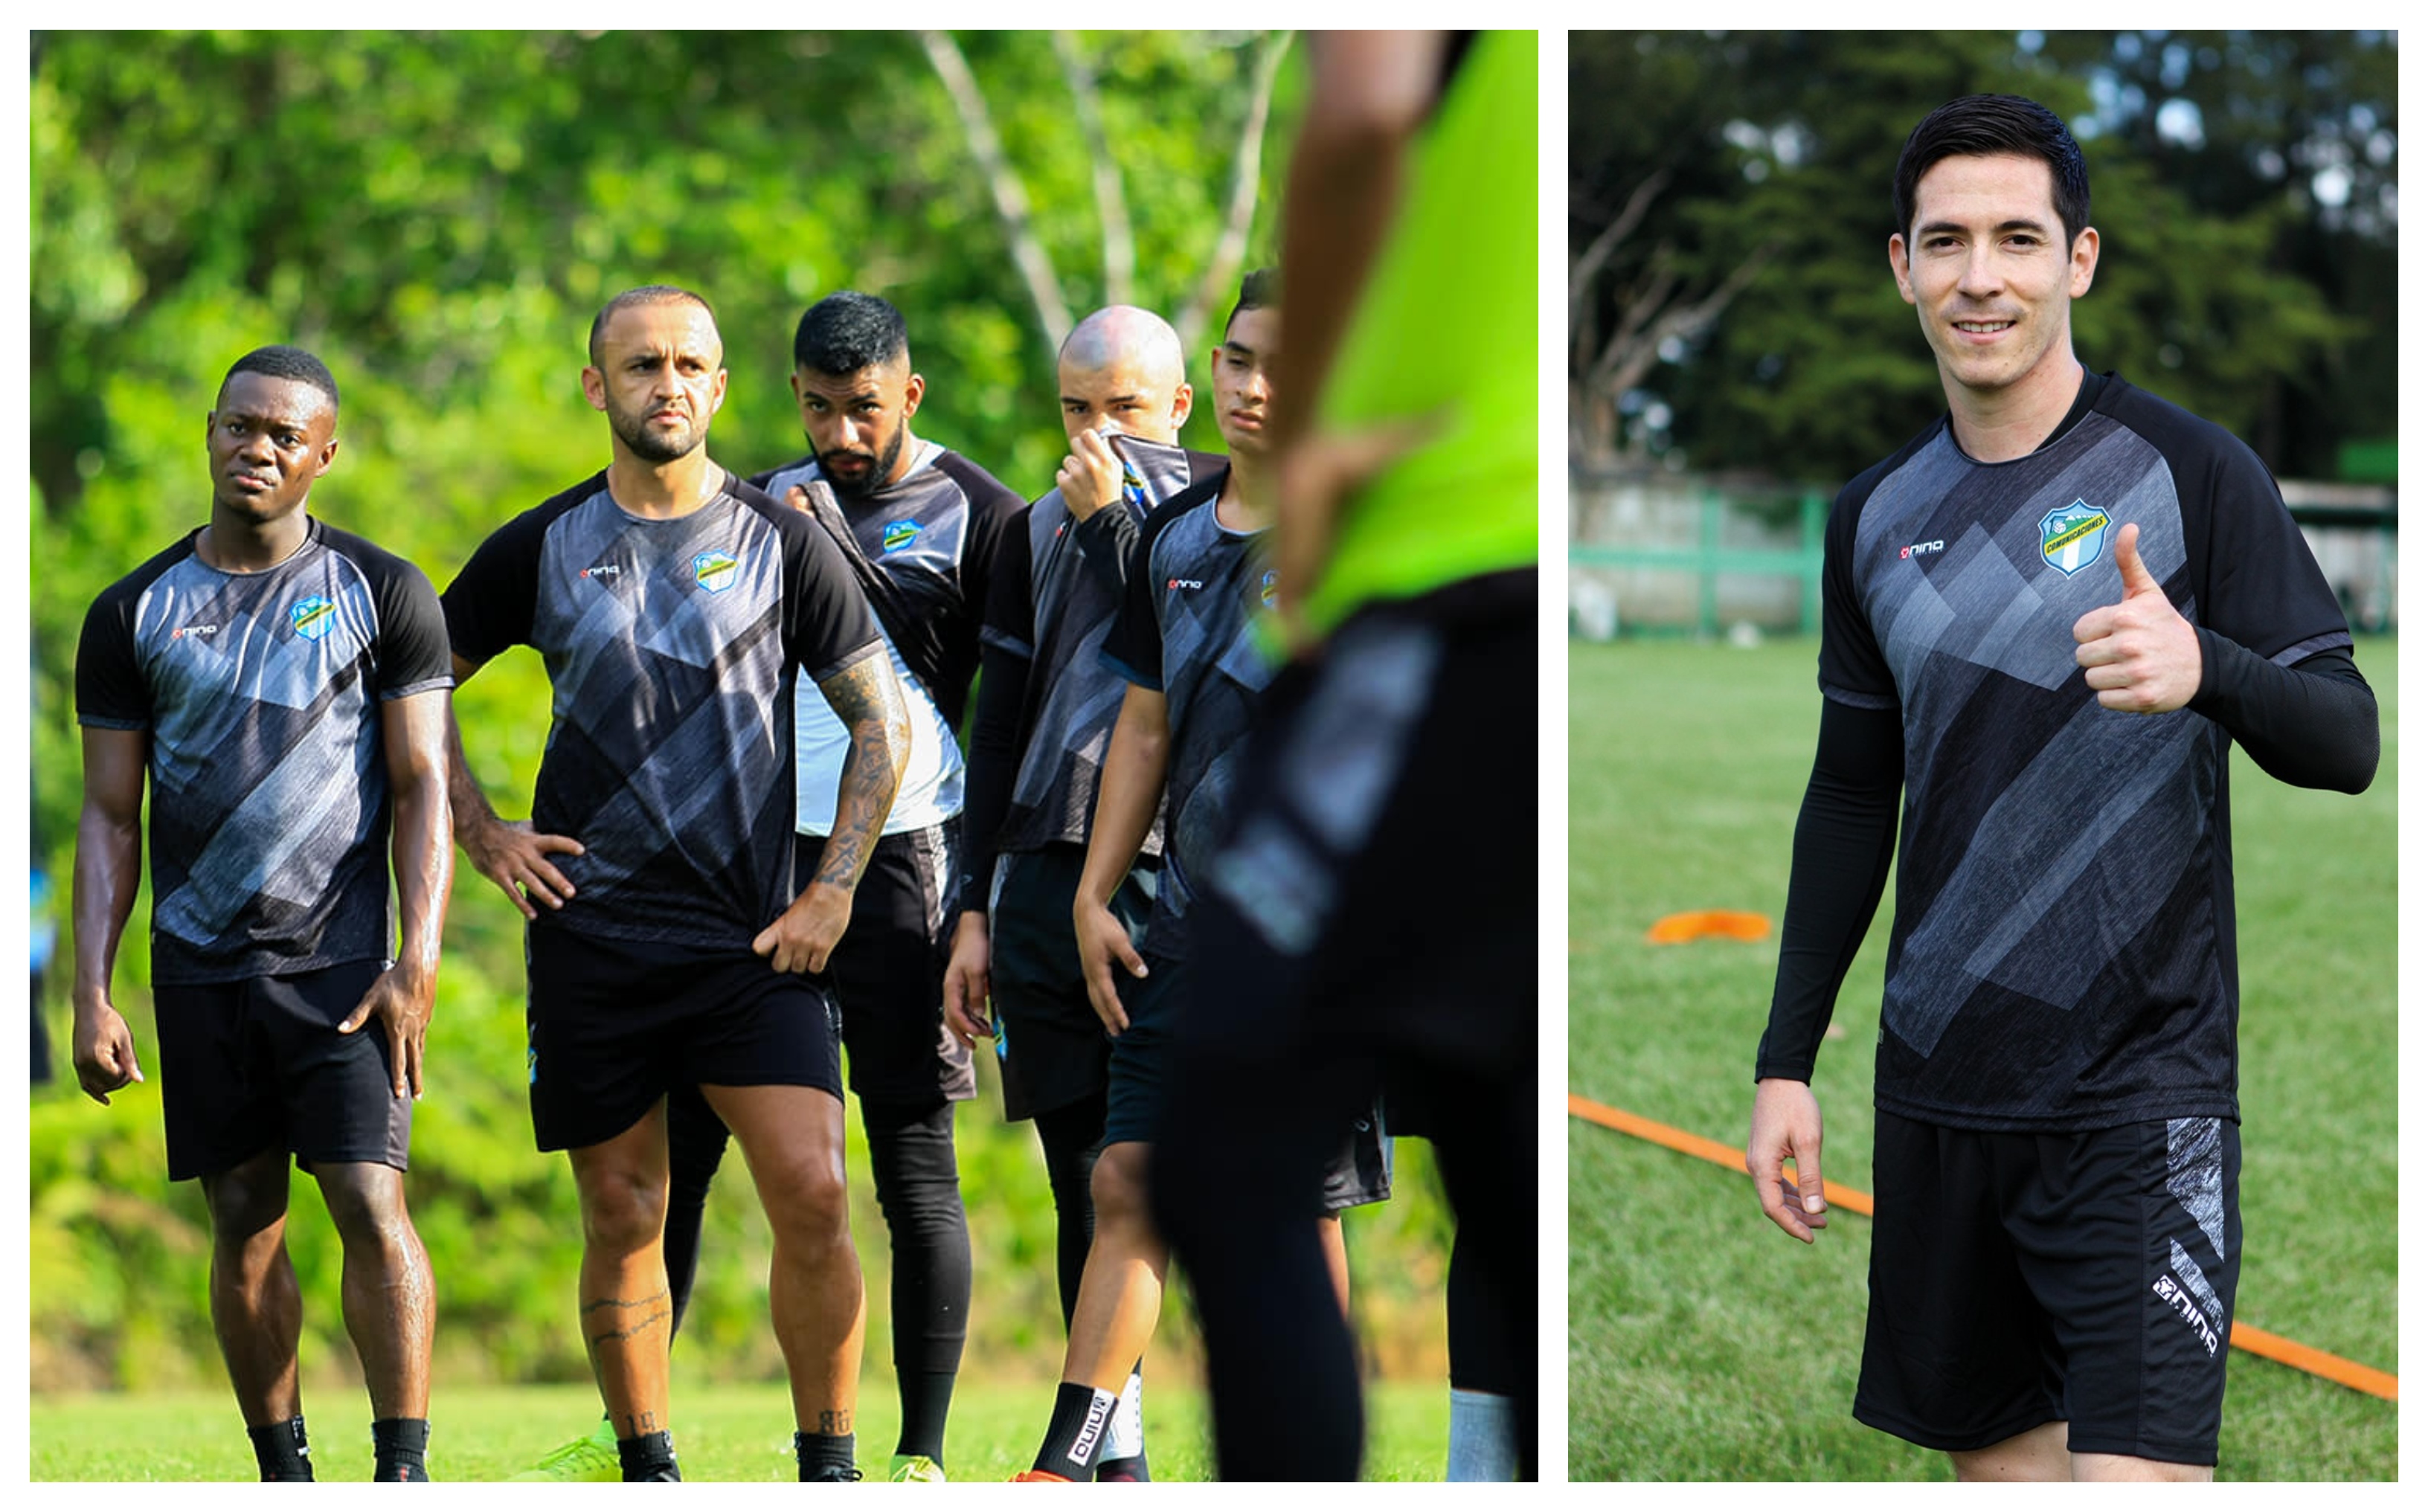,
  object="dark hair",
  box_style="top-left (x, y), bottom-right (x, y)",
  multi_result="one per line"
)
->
top-left (1224, 267), bottom-right (1279, 339)
top-left (794, 291), bottom-right (909, 375)
top-left (1893, 94), bottom-right (2090, 247)
top-left (588, 285), bottom-right (716, 367)
top-left (223, 344), bottom-right (339, 411)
